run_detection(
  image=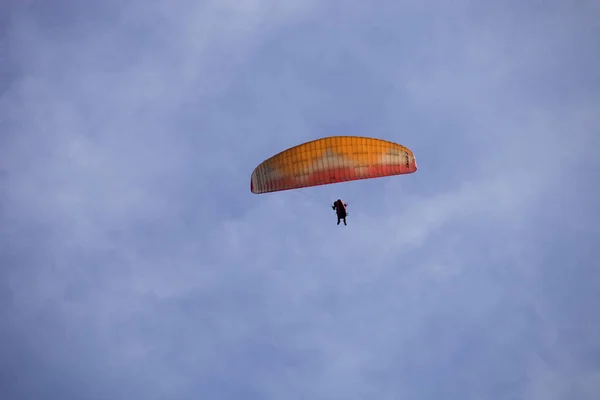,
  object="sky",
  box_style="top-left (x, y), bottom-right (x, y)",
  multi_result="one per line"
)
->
top-left (1, 0), bottom-right (599, 399)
